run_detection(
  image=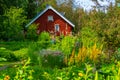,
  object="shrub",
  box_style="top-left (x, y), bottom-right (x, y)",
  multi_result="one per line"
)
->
top-left (13, 48), bottom-right (28, 61)
top-left (0, 57), bottom-right (7, 62)
top-left (114, 48), bottom-right (120, 61)
top-left (26, 24), bottom-right (38, 41)
top-left (60, 36), bottom-right (76, 65)
top-left (14, 58), bottom-right (34, 80)
top-left (0, 47), bottom-right (17, 61)
top-left (27, 42), bottom-right (41, 65)
top-left (80, 27), bottom-right (99, 48)
top-left (68, 43), bottom-right (103, 66)
top-left (3, 7), bottom-right (26, 41)
top-left (60, 36), bottom-right (75, 55)
top-left (0, 41), bottom-right (30, 51)
top-left (40, 49), bottom-right (65, 68)
top-left (38, 32), bottom-right (51, 49)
